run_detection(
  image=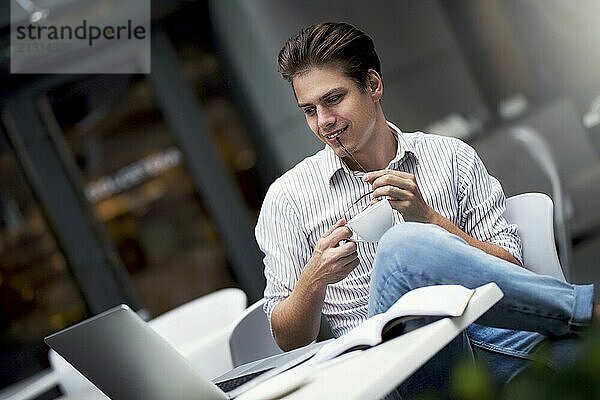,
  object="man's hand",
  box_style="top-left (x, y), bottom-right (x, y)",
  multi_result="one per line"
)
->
top-left (271, 219), bottom-right (359, 351)
top-left (303, 219), bottom-right (359, 286)
top-left (363, 169), bottom-right (520, 265)
top-left (363, 170), bottom-right (434, 223)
